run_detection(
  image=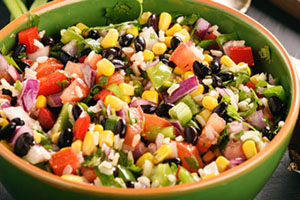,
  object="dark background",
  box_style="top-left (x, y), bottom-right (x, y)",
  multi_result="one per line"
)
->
top-left (0, 0), bottom-right (300, 199)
